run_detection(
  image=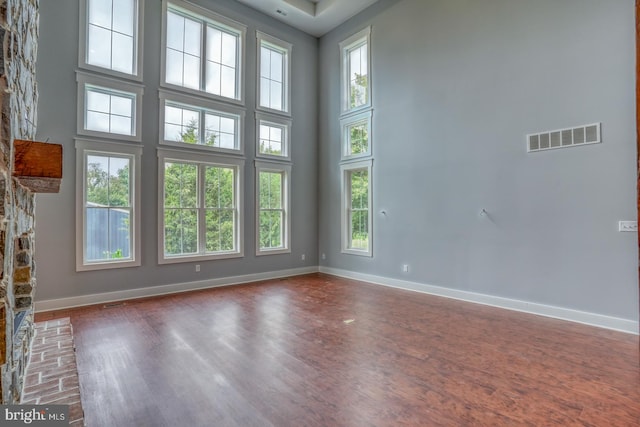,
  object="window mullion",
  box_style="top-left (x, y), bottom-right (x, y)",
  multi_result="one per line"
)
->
top-left (201, 23), bottom-right (208, 92)
top-left (198, 164), bottom-right (206, 255)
